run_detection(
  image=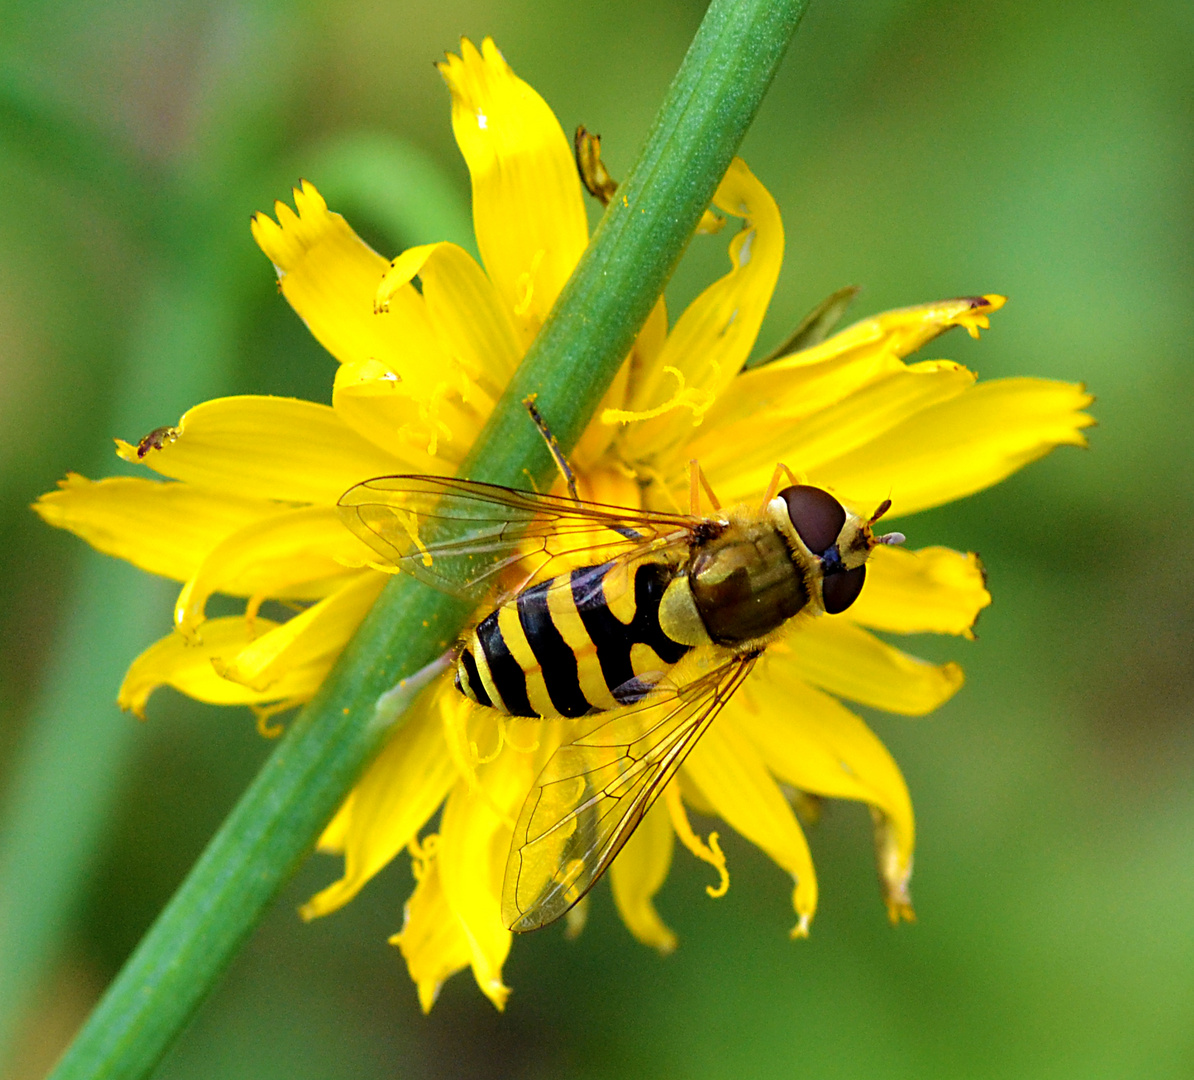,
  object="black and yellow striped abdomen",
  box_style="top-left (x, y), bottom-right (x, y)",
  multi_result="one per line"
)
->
top-left (455, 560), bottom-right (692, 718)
